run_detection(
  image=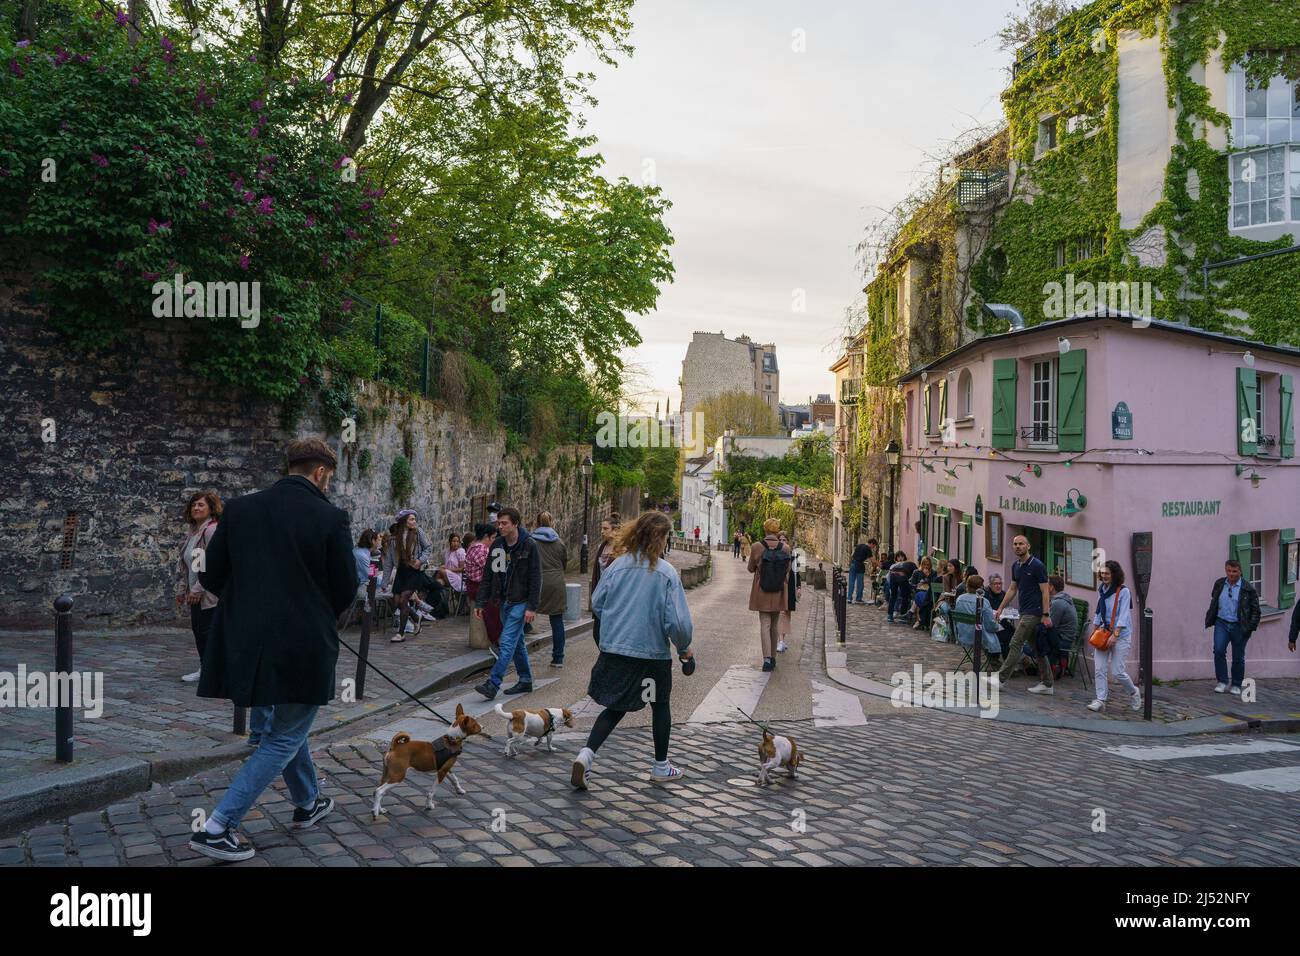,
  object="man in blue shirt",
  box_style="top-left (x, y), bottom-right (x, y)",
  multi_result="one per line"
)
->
top-left (1203, 559), bottom-right (1261, 694)
top-left (994, 534), bottom-right (1052, 690)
